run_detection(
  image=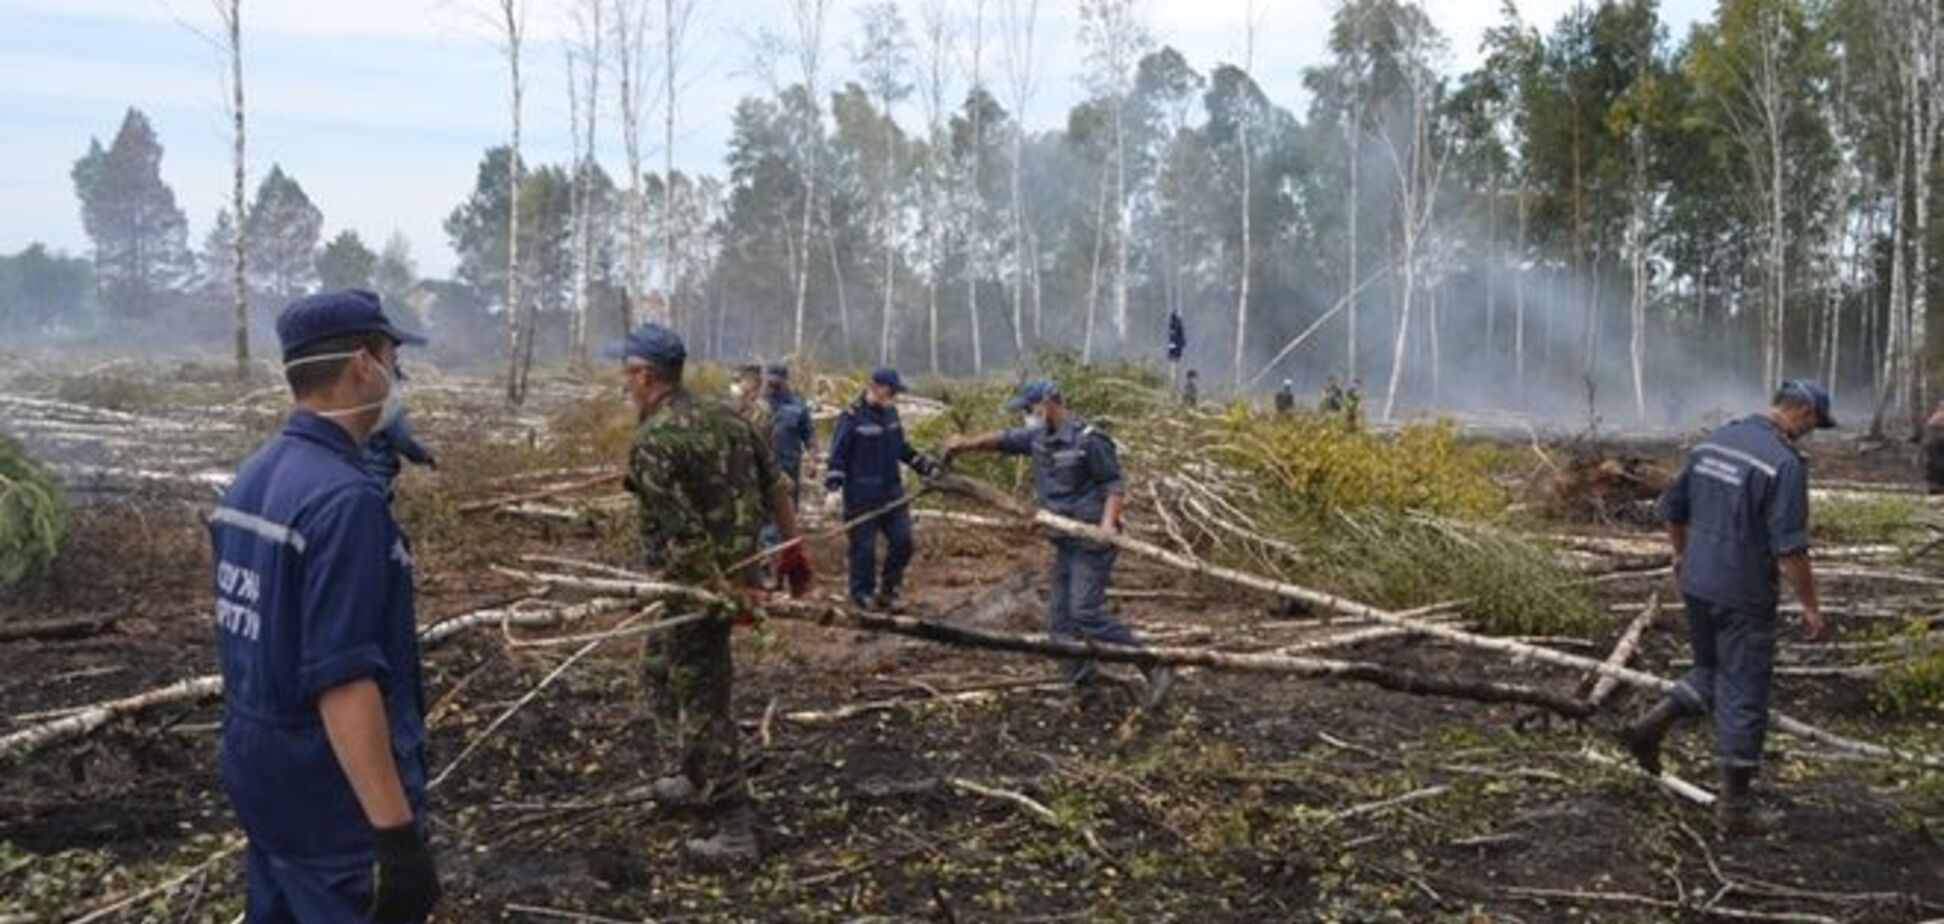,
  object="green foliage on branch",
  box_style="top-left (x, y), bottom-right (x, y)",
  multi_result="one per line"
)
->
top-left (0, 438), bottom-right (68, 588)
